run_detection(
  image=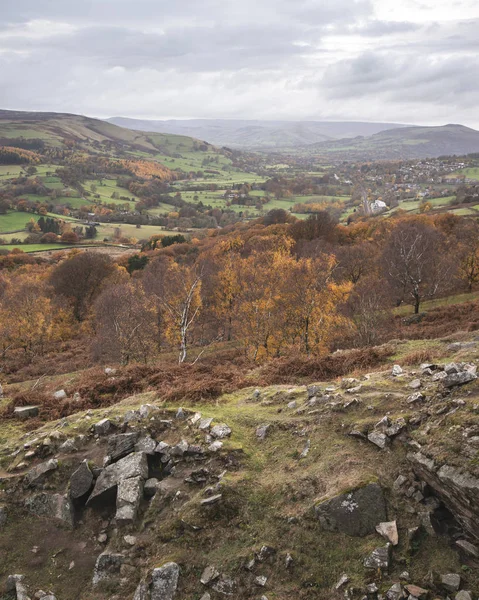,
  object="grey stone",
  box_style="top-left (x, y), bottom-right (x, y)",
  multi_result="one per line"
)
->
top-left (93, 418), bottom-right (115, 436)
top-left (300, 439), bottom-right (310, 459)
top-left (25, 493), bottom-right (74, 526)
top-left (392, 365), bottom-right (403, 376)
top-left (59, 439), bottom-right (78, 453)
top-left (385, 419), bottom-right (406, 438)
top-left (116, 476), bottom-right (143, 523)
top-left (104, 367), bottom-right (116, 375)
top-left (170, 440), bottom-right (188, 457)
top-left (14, 406), bottom-right (39, 420)
top-left (133, 581), bottom-right (150, 600)
top-left (107, 433), bottom-right (138, 462)
top-left (208, 441), bottom-right (223, 452)
top-left (200, 565), bottom-right (220, 585)
top-left (155, 441), bottom-right (170, 454)
top-left (69, 460), bottom-right (94, 501)
top-left (257, 545), bottom-right (276, 561)
top-left (92, 552), bottom-right (124, 585)
top-left (211, 575), bottom-right (235, 595)
top-left (255, 575), bottom-right (267, 587)
top-left (367, 431), bottom-right (389, 449)
top-left (53, 389), bottom-right (67, 400)
top-left (407, 392), bottom-right (425, 403)
top-left (87, 452), bottom-right (148, 504)
top-left (409, 379), bottom-right (422, 390)
top-left (200, 494), bottom-right (222, 506)
top-left (24, 459), bottom-right (58, 486)
top-left (135, 436), bottom-right (156, 455)
top-left (199, 417), bottom-right (213, 430)
top-left (455, 592), bottom-right (472, 600)
top-left (440, 573), bottom-right (461, 593)
top-left (363, 544), bottom-right (391, 571)
top-left (432, 370), bottom-right (448, 381)
top-left (6, 575), bottom-right (29, 600)
top-left (444, 371), bottom-right (477, 388)
top-left (210, 424), bottom-right (232, 439)
top-left (144, 478), bottom-right (159, 498)
top-left (176, 407), bottom-right (186, 419)
top-left (307, 385), bottom-right (321, 398)
top-left (376, 521), bottom-right (398, 545)
top-left (444, 363), bottom-right (460, 374)
top-left (151, 562), bottom-right (179, 600)
top-left (455, 539), bottom-right (479, 558)
top-left (385, 583), bottom-right (403, 600)
top-left (315, 483), bottom-right (387, 537)
top-left (123, 535), bottom-right (137, 546)
top-left (404, 584), bottom-right (428, 599)
top-left (199, 594), bottom-right (211, 600)
top-left (334, 574), bottom-right (349, 590)
top-left (341, 378), bottom-right (359, 389)
top-left (256, 424), bottom-right (270, 441)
